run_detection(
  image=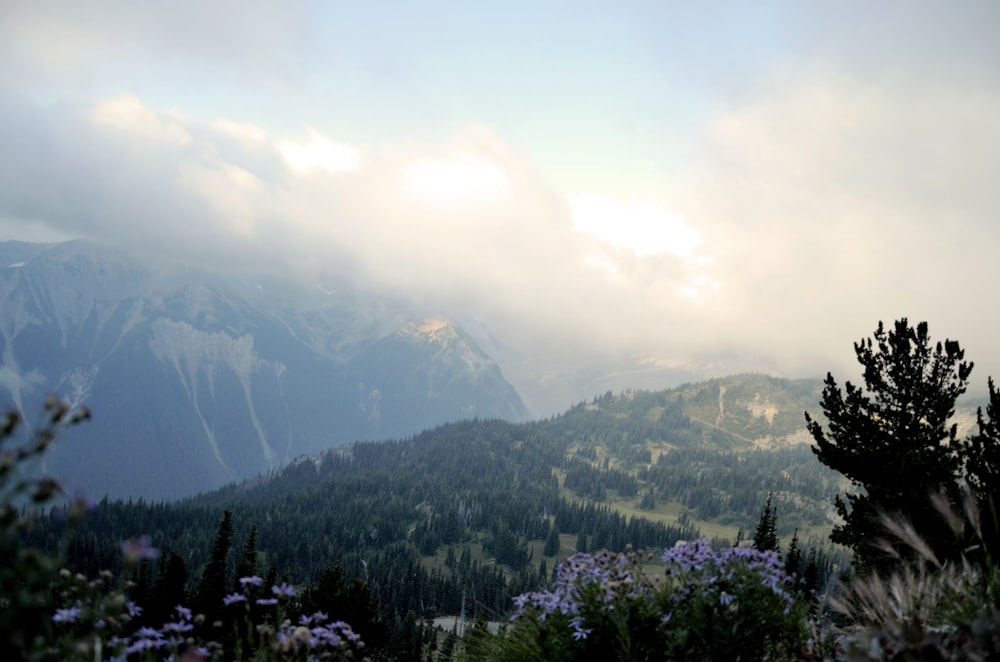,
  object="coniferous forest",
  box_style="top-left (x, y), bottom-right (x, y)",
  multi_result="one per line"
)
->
top-left (5, 320), bottom-right (1000, 660)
